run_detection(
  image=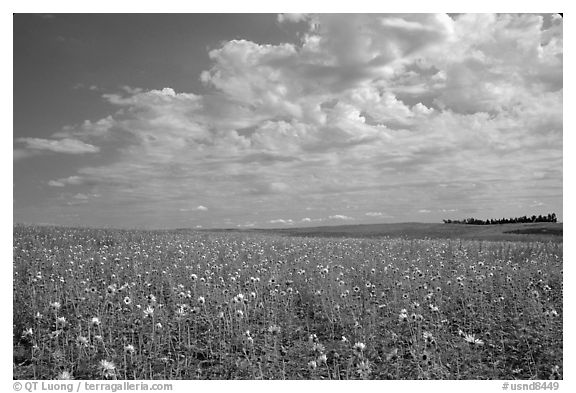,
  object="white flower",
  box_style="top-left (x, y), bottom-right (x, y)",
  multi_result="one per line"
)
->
top-left (124, 344), bottom-right (135, 354)
top-left (143, 305), bottom-right (155, 318)
top-left (423, 331), bottom-right (436, 345)
top-left (147, 294), bottom-right (157, 304)
top-left (99, 359), bottom-right (116, 378)
top-left (463, 333), bottom-right (484, 346)
top-left (399, 309), bottom-right (408, 322)
top-left (312, 343), bottom-right (325, 353)
top-left (353, 342), bottom-right (366, 353)
top-left (56, 370), bottom-right (73, 380)
top-left (22, 327), bottom-right (33, 338)
top-left (268, 325), bottom-right (281, 335)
